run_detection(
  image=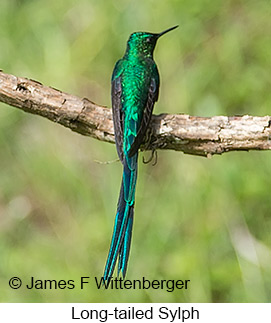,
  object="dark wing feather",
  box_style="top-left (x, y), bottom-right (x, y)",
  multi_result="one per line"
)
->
top-left (112, 76), bottom-right (124, 163)
top-left (128, 76), bottom-right (159, 157)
